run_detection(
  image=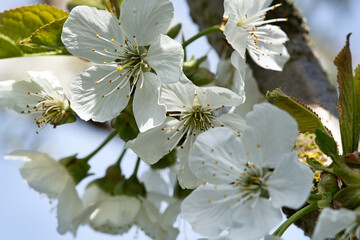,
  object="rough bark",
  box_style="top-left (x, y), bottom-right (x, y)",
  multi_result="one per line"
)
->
top-left (186, 0), bottom-right (329, 236)
top-left (186, 0), bottom-right (338, 117)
